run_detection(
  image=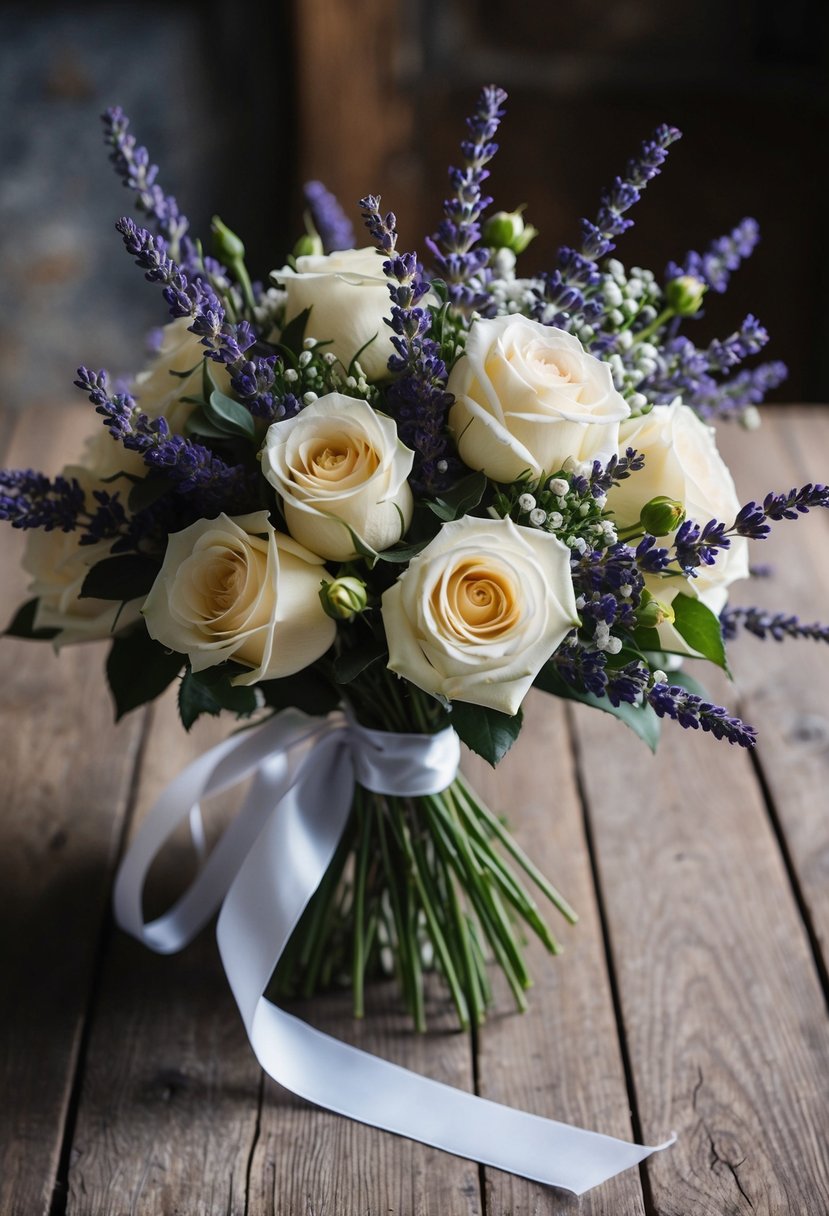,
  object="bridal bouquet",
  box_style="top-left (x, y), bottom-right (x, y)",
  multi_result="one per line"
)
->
top-left (2, 87), bottom-right (825, 1037)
